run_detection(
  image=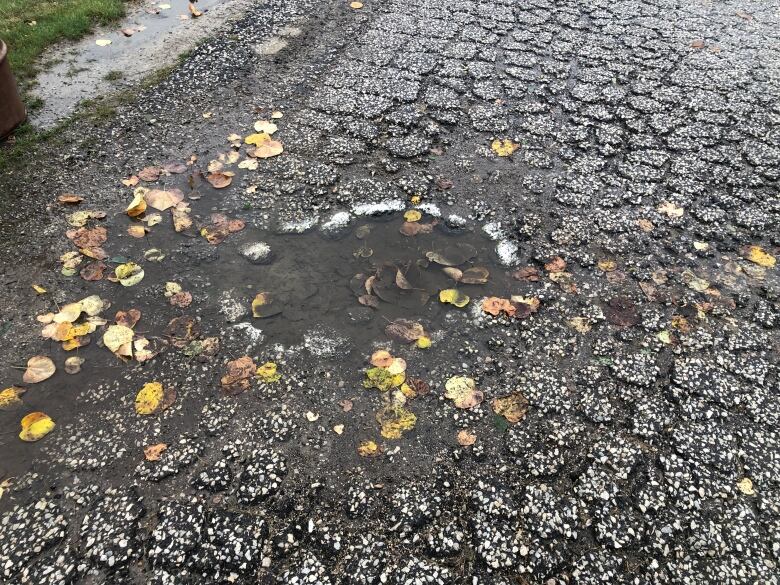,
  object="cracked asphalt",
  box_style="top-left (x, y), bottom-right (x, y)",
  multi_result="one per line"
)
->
top-left (0, 0), bottom-right (779, 583)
